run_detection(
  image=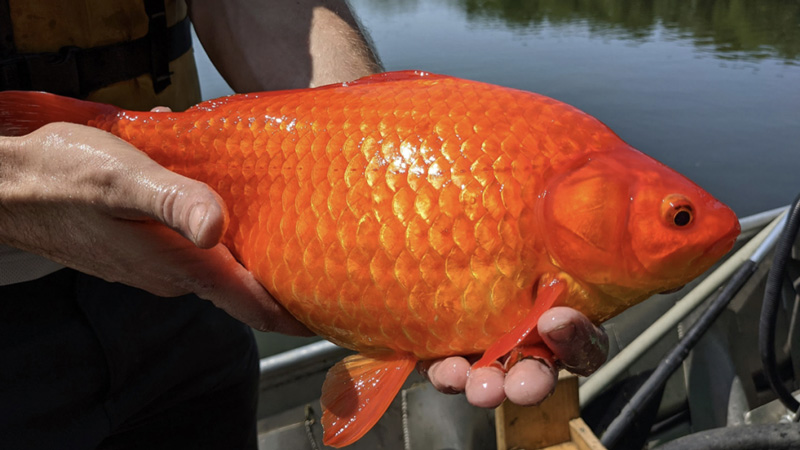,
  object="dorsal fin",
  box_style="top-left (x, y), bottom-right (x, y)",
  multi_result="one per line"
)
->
top-left (186, 93), bottom-right (266, 112)
top-left (187, 71), bottom-right (448, 112)
top-left (333, 70), bottom-right (447, 87)
top-left (320, 352), bottom-right (417, 447)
